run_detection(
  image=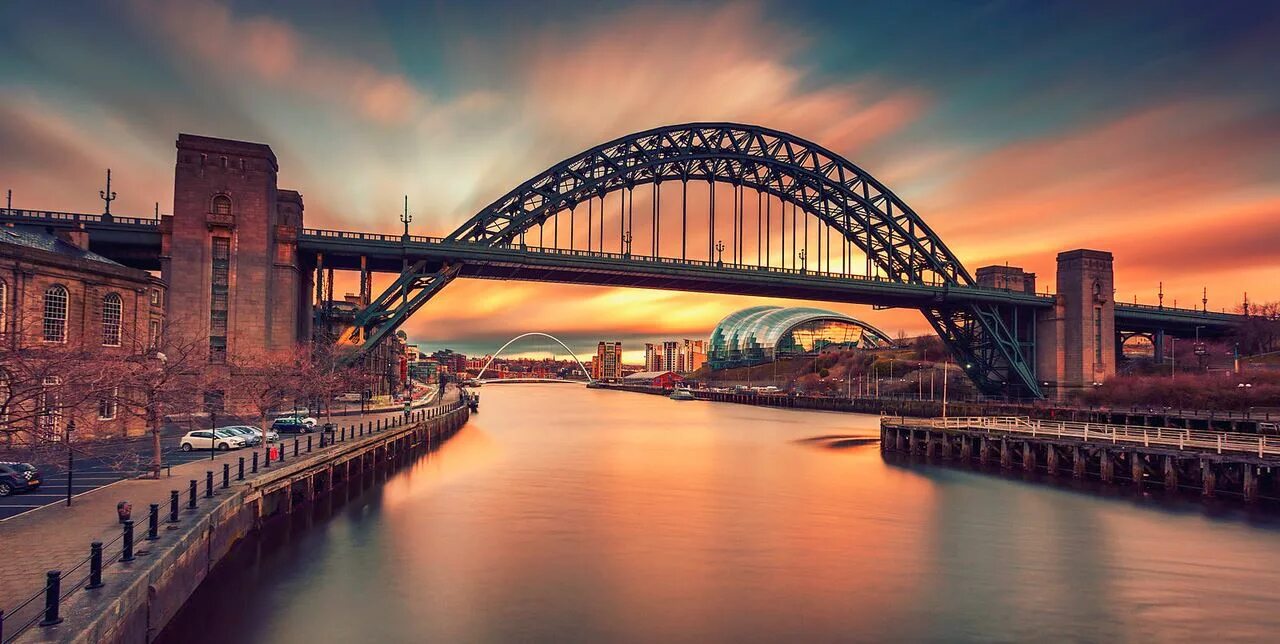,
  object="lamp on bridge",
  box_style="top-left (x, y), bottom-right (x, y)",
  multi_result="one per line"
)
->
top-left (715, 240), bottom-right (725, 266)
top-left (799, 248), bottom-right (807, 274)
top-left (400, 194), bottom-right (412, 239)
top-left (623, 230), bottom-right (632, 257)
top-left (99, 169), bottom-right (117, 220)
